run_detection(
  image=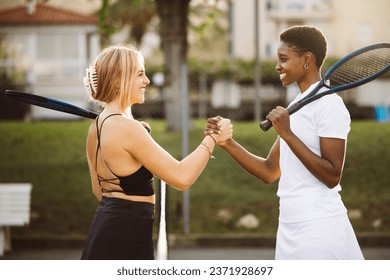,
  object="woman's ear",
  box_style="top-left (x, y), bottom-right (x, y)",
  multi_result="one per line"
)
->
top-left (304, 52), bottom-right (313, 64)
top-left (303, 52), bottom-right (317, 69)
